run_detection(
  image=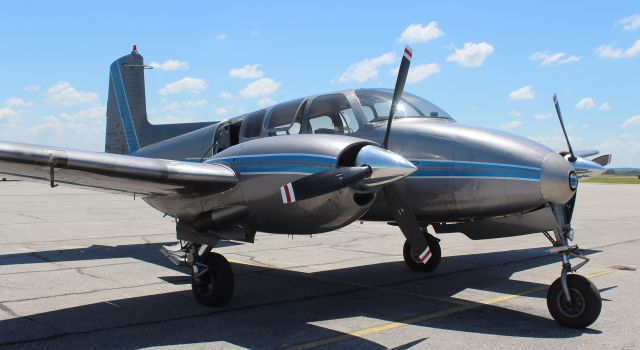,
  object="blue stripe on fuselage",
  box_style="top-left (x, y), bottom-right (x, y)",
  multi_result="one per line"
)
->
top-left (204, 154), bottom-right (540, 180)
